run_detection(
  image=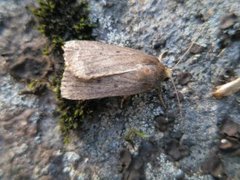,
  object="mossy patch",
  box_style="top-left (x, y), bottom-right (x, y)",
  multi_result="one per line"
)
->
top-left (29, 0), bottom-right (95, 143)
top-left (124, 128), bottom-right (149, 147)
top-left (29, 0), bottom-right (95, 54)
